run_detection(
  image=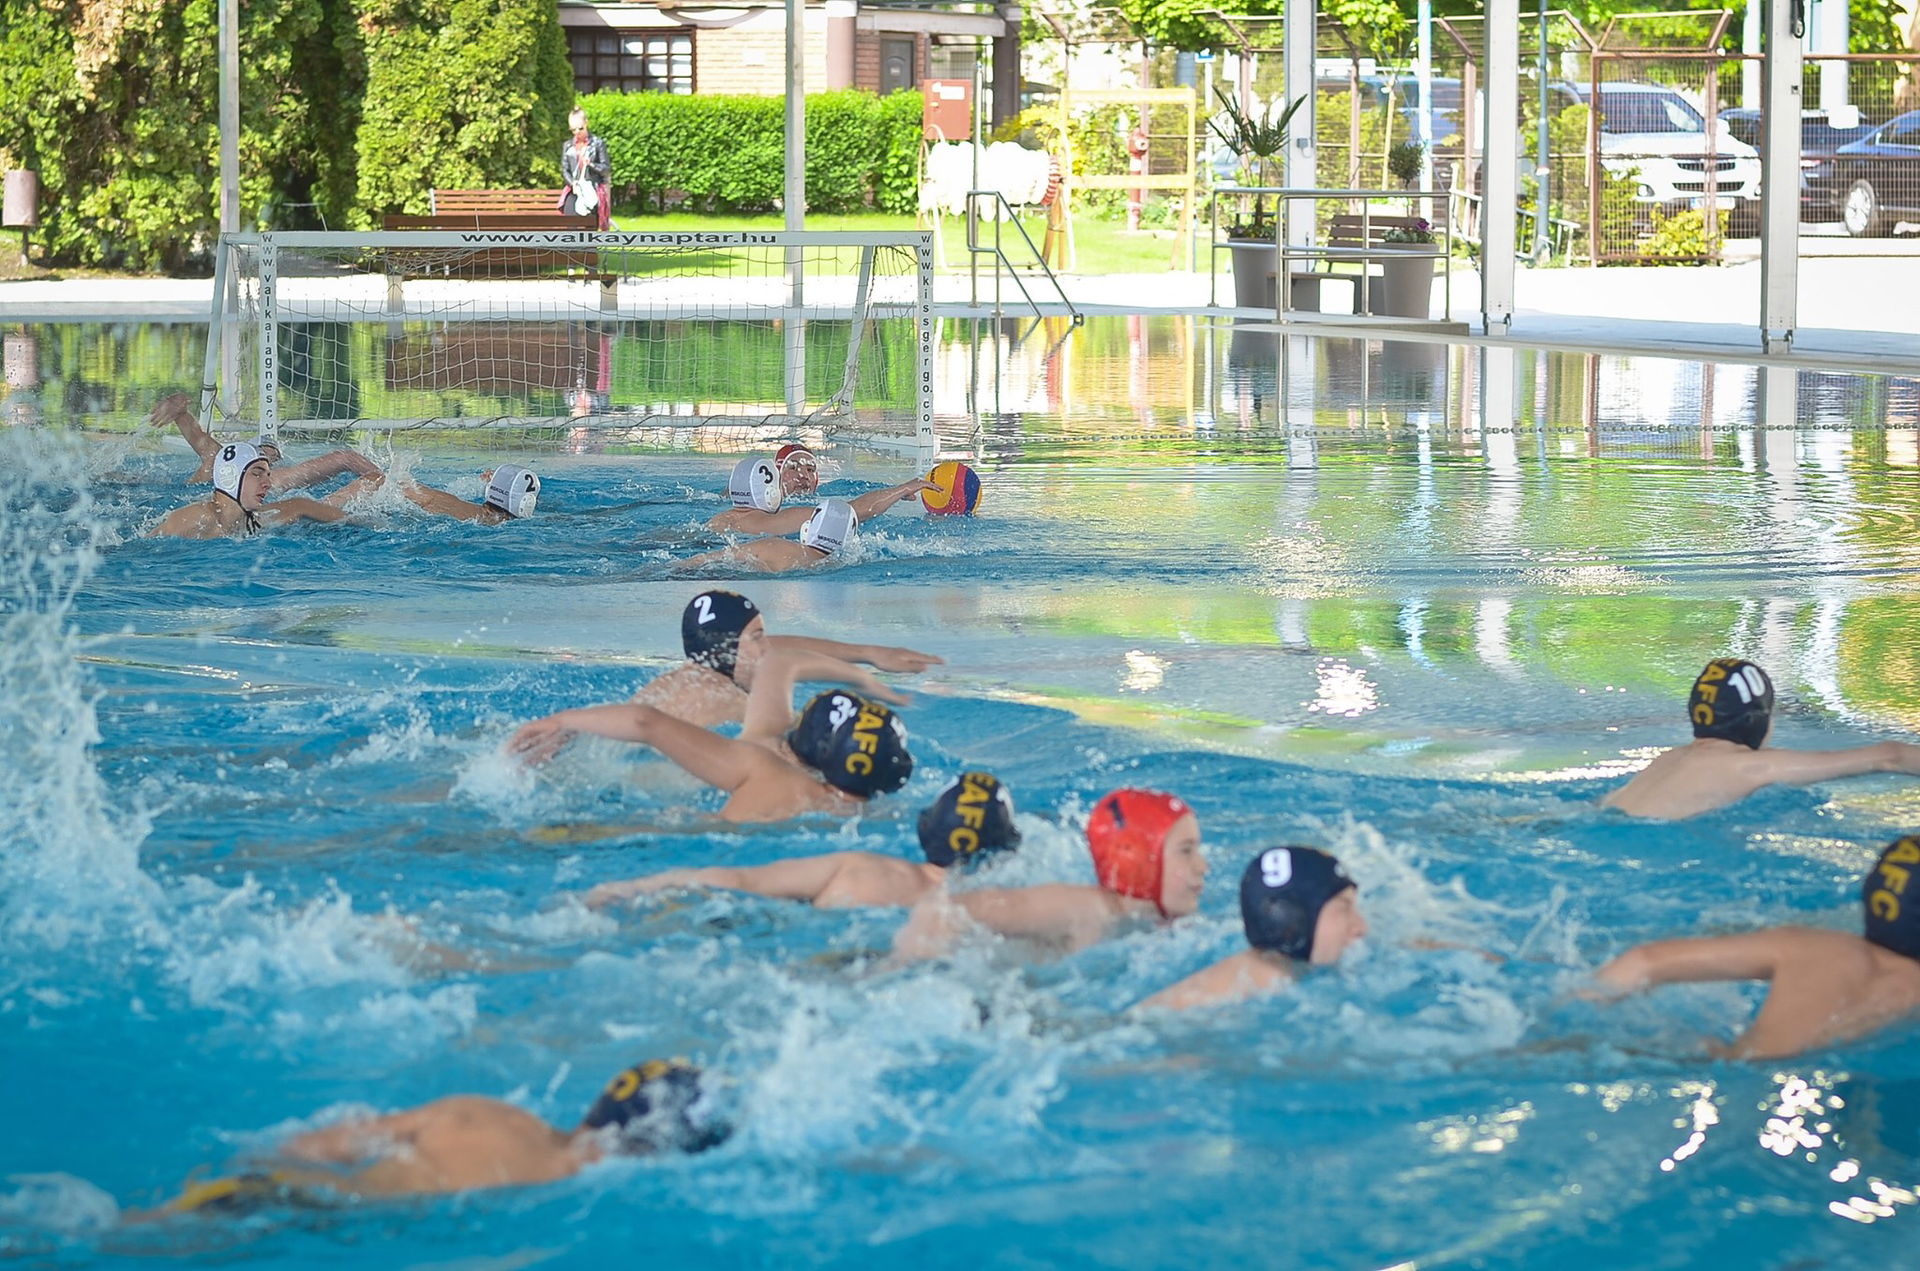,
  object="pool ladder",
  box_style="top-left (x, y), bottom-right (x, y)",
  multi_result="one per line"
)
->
top-left (963, 189), bottom-right (1084, 331)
